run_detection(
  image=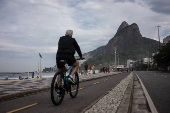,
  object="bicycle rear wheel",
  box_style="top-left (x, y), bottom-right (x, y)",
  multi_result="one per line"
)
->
top-left (69, 72), bottom-right (79, 98)
top-left (51, 72), bottom-right (65, 105)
